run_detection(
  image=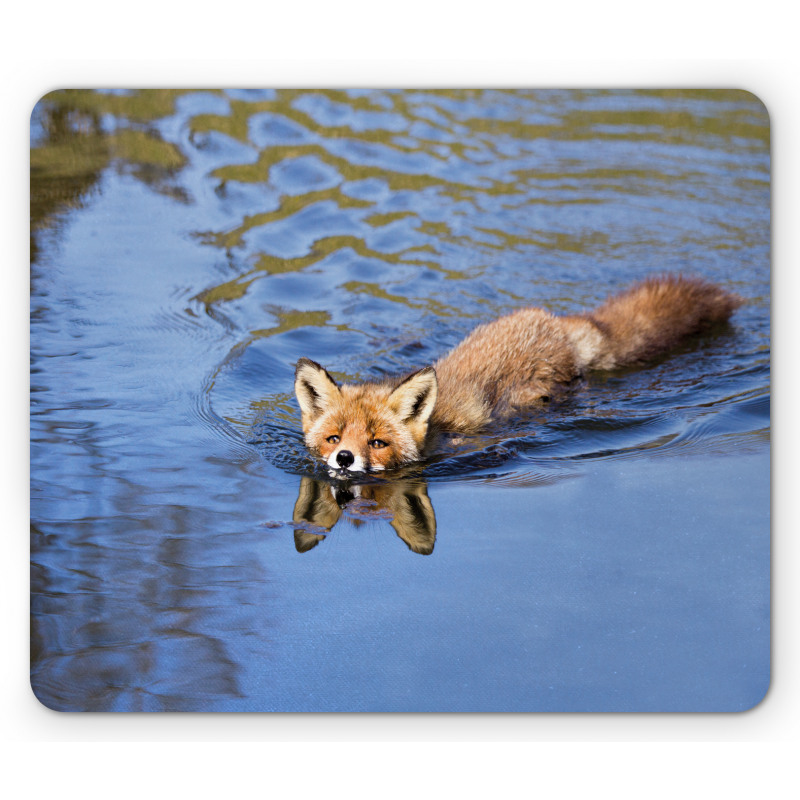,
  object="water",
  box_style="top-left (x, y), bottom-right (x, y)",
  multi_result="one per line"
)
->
top-left (30, 89), bottom-right (770, 712)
